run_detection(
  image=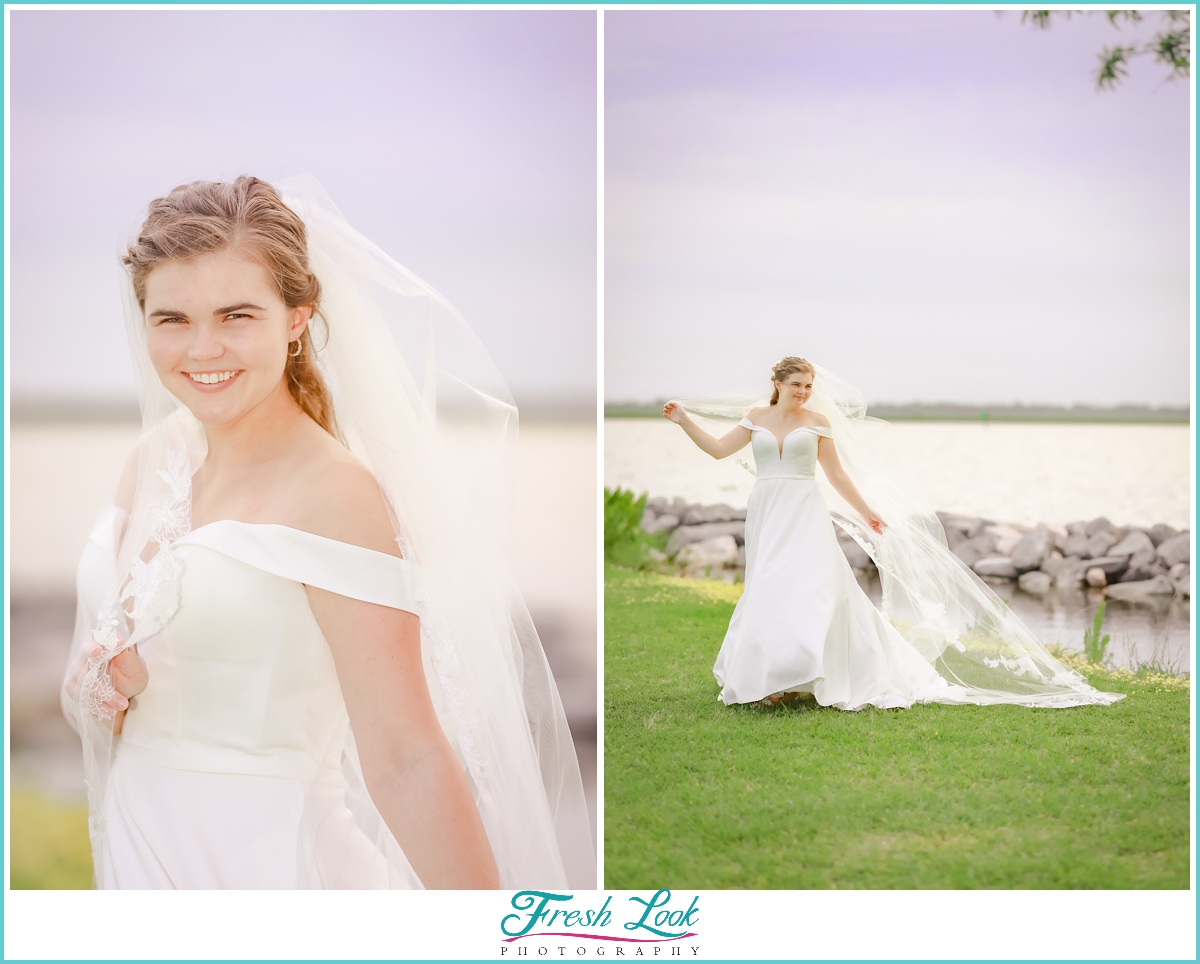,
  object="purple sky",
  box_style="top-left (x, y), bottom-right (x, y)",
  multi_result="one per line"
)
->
top-left (10, 10), bottom-right (596, 412)
top-left (605, 11), bottom-right (1191, 406)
